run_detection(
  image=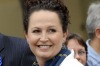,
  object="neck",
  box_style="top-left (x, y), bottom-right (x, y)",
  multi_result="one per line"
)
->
top-left (36, 57), bottom-right (47, 66)
top-left (90, 38), bottom-right (100, 54)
